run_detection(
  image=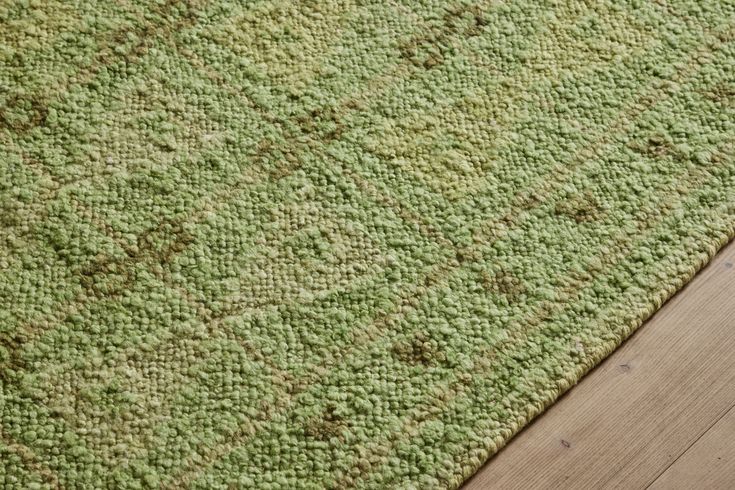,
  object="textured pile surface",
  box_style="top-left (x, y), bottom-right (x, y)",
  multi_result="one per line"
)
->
top-left (2, 1), bottom-right (735, 488)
